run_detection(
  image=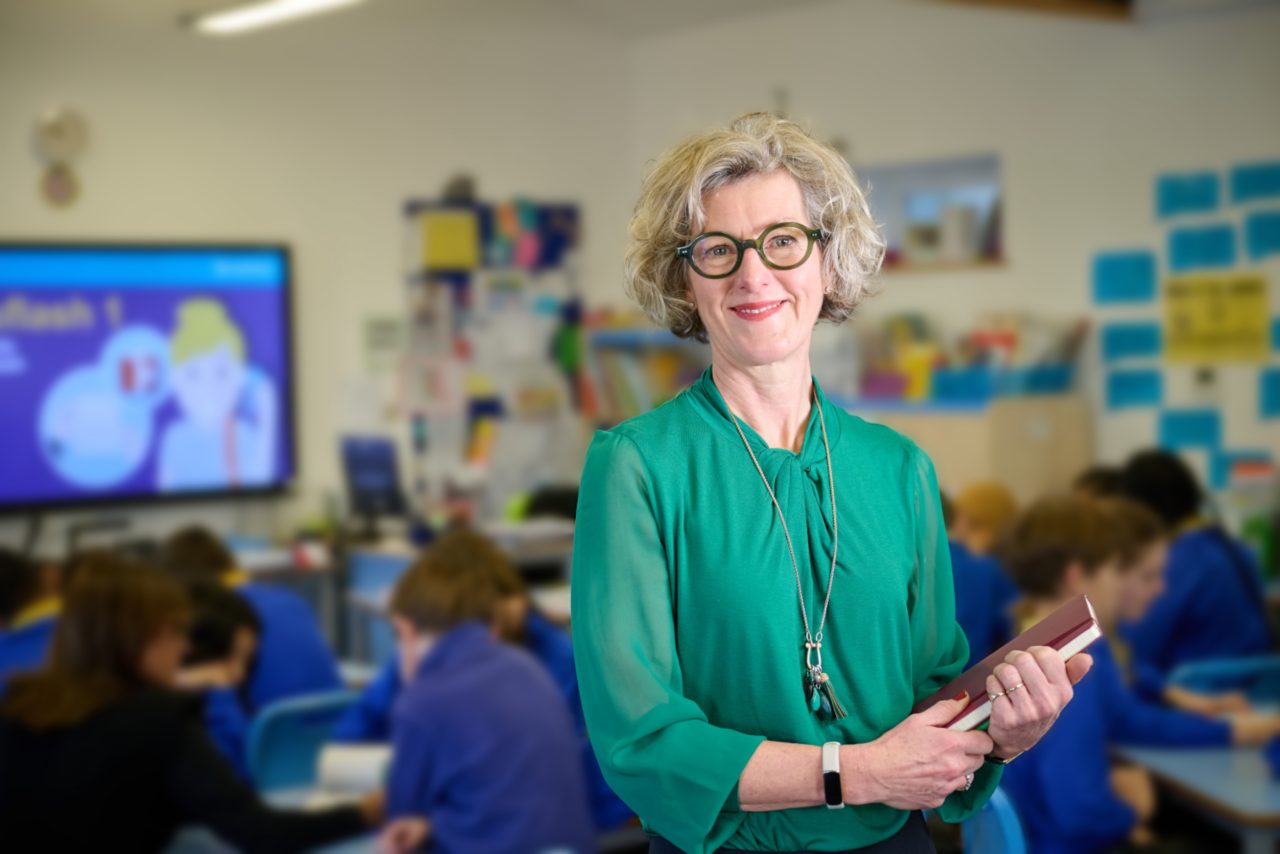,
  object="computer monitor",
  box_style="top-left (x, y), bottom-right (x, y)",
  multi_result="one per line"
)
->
top-left (340, 435), bottom-right (406, 540)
